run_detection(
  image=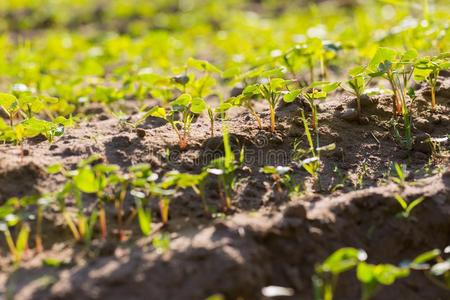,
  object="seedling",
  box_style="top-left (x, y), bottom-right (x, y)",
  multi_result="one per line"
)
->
top-left (313, 247), bottom-right (367, 300)
top-left (391, 163), bottom-right (408, 187)
top-left (414, 53), bottom-right (450, 112)
top-left (260, 165), bottom-right (293, 193)
top-left (394, 194), bottom-right (425, 218)
top-left (130, 190), bottom-right (152, 236)
top-left (140, 93), bottom-right (207, 150)
top-left (344, 66), bottom-right (367, 120)
top-left (207, 126), bottom-right (243, 210)
top-left (357, 262), bottom-right (409, 300)
top-left (242, 74), bottom-right (289, 132)
top-left (161, 171), bottom-right (209, 213)
top-left (0, 216), bottom-right (30, 264)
